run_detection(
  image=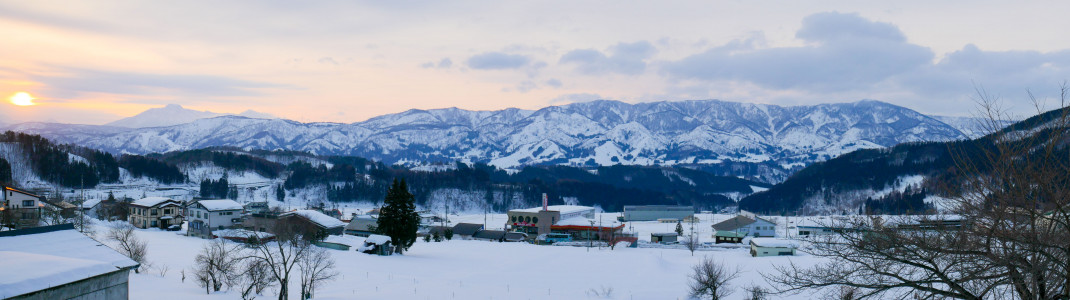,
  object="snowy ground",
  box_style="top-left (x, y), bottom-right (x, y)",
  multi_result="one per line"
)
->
top-left (112, 217), bottom-right (827, 300)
